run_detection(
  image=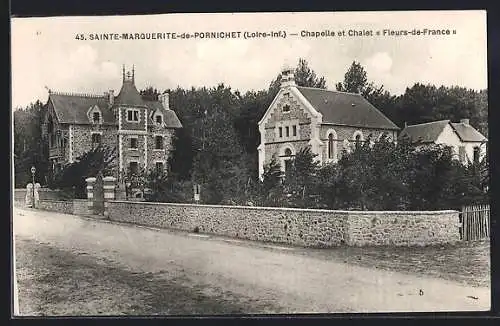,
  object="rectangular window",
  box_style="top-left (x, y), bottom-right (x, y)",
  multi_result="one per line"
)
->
top-left (155, 136), bottom-right (163, 149)
top-left (285, 126), bottom-right (289, 137)
top-left (458, 146), bottom-right (466, 163)
top-left (130, 137), bottom-right (138, 149)
top-left (278, 127), bottom-right (283, 138)
top-left (91, 133), bottom-right (101, 144)
top-left (155, 162), bottom-right (164, 173)
top-left (156, 115), bottom-right (162, 124)
top-left (129, 162), bottom-right (138, 175)
top-left (93, 112), bottom-right (100, 123)
top-left (293, 125), bottom-right (297, 136)
top-left (127, 109), bottom-right (139, 122)
top-left (473, 146), bottom-right (480, 164)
